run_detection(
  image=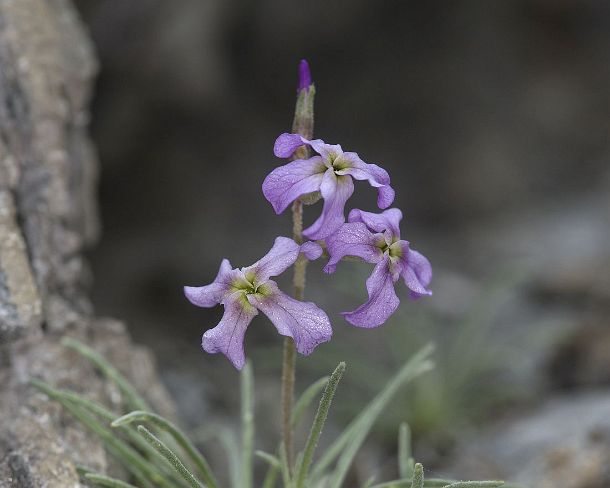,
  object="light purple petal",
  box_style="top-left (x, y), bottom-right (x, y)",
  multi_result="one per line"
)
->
top-left (263, 156), bottom-right (326, 214)
top-left (274, 133), bottom-right (308, 158)
top-left (324, 222), bottom-right (383, 274)
top-left (337, 153), bottom-right (395, 208)
top-left (246, 236), bottom-right (301, 282)
top-left (300, 241), bottom-right (323, 260)
top-left (348, 208), bottom-right (403, 239)
top-left (342, 256), bottom-right (400, 328)
top-left (202, 292), bottom-right (258, 370)
top-left (273, 133), bottom-right (344, 163)
top-left (184, 258), bottom-right (233, 308)
top-left (303, 170), bottom-right (354, 240)
top-left (248, 281), bottom-right (332, 355)
top-left (306, 139), bottom-right (343, 161)
top-left (399, 244), bottom-right (433, 299)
